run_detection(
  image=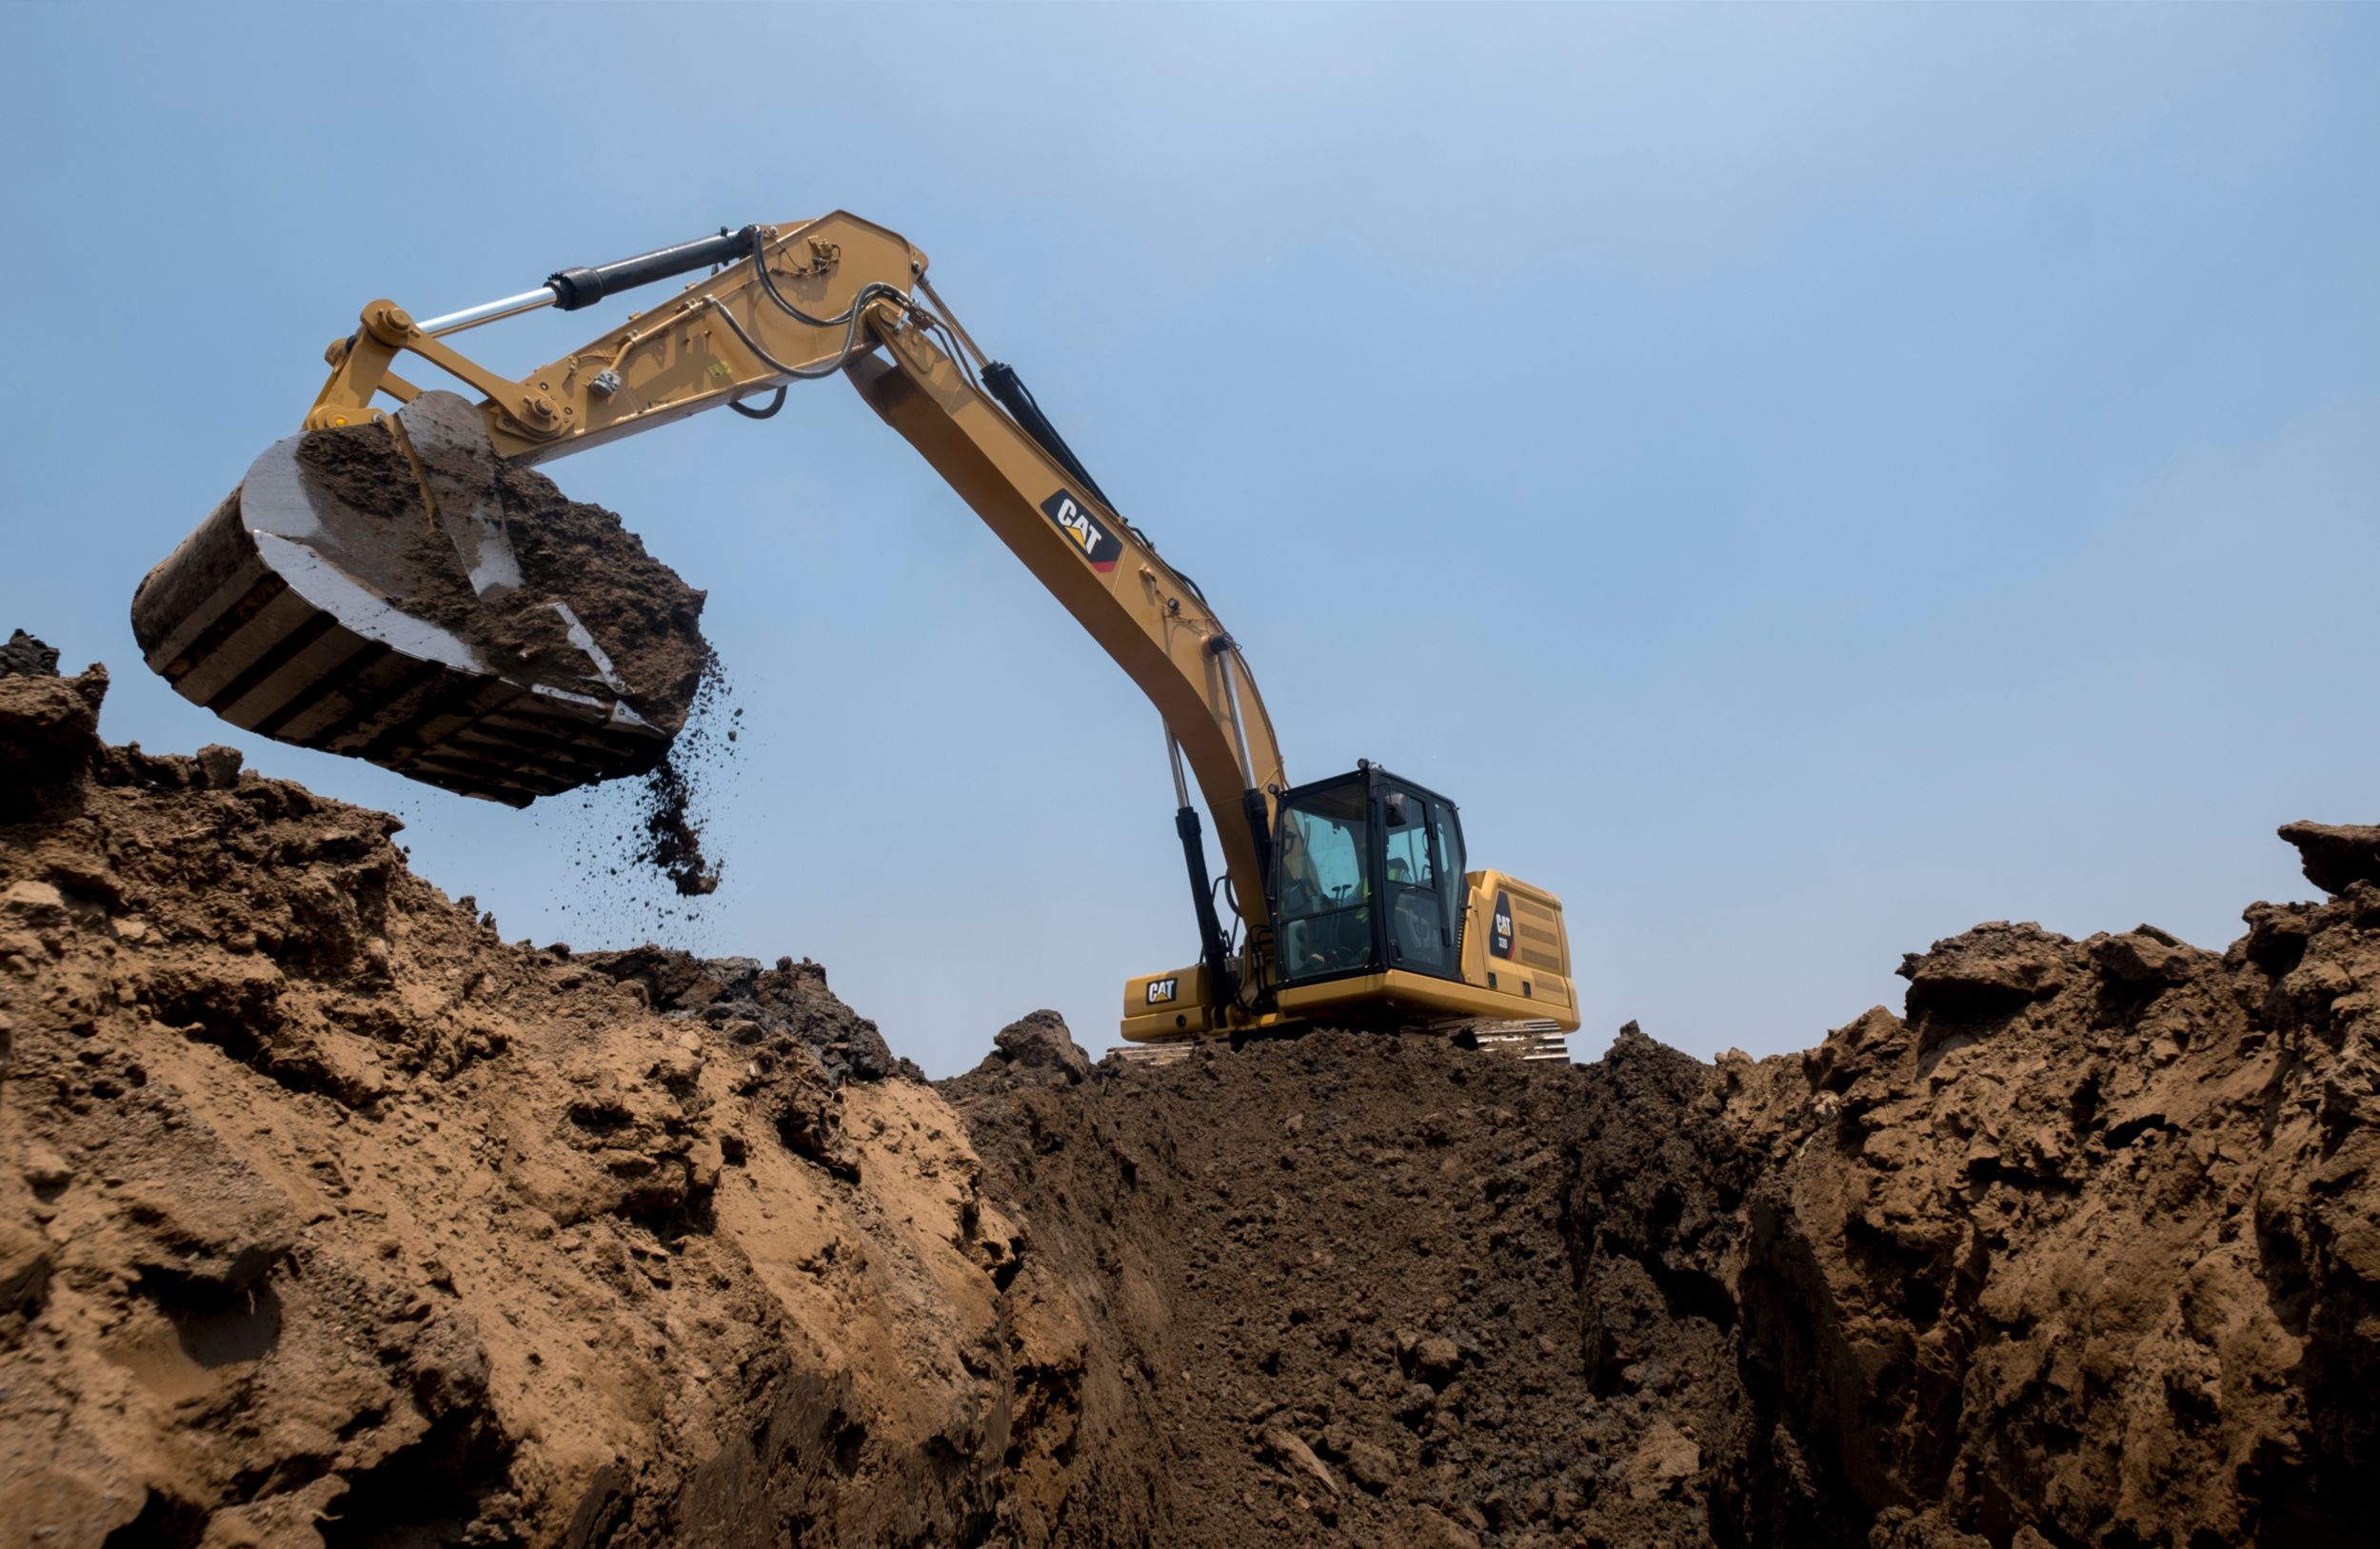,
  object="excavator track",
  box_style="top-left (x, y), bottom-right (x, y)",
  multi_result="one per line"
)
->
top-left (1105, 1021), bottom-right (1570, 1067)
